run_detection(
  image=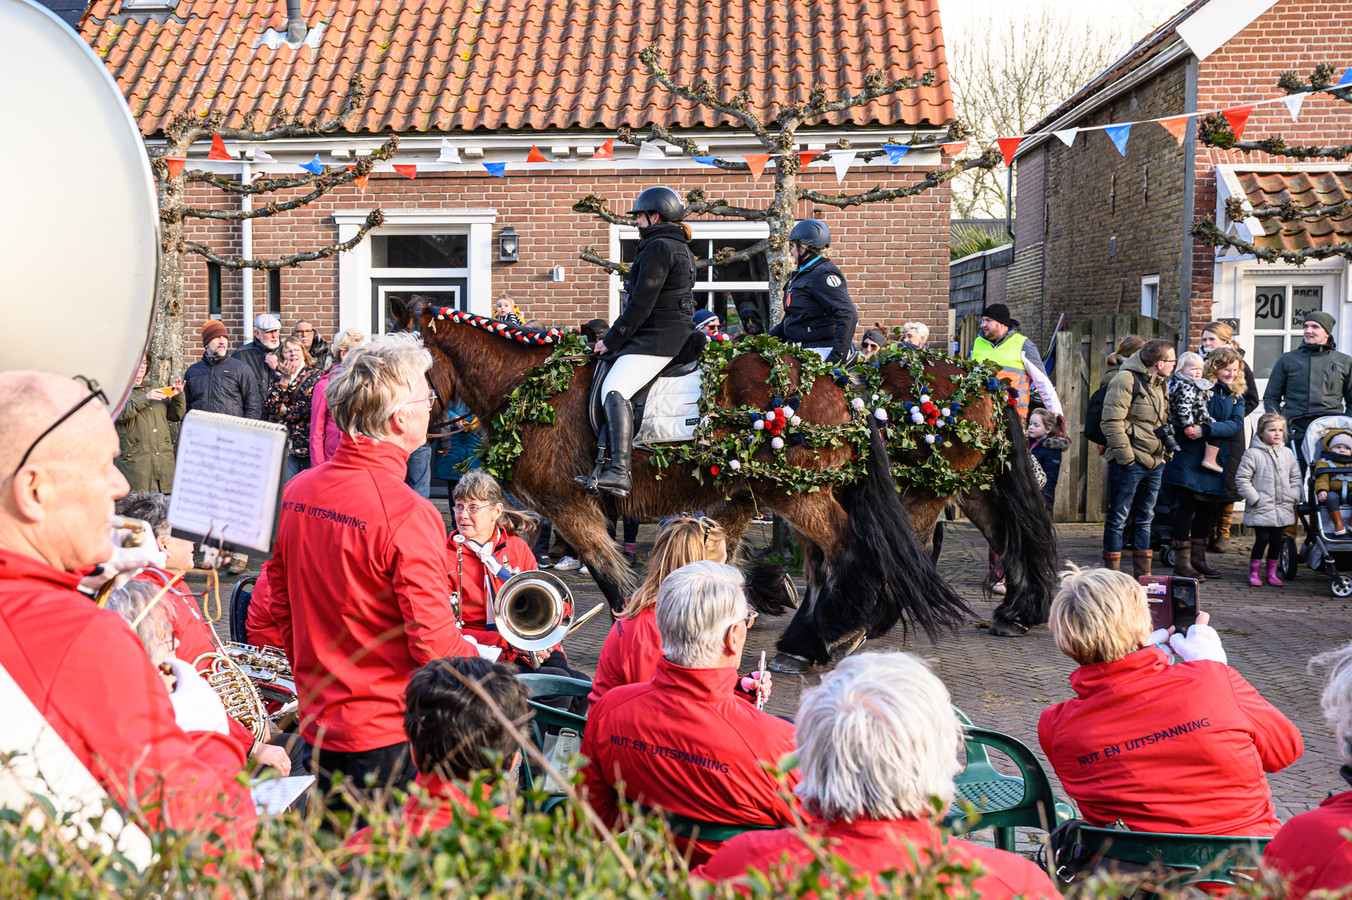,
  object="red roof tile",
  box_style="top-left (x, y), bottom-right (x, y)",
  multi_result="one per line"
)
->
top-left (82, 0), bottom-right (954, 137)
top-left (1237, 170), bottom-right (1352, 252)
